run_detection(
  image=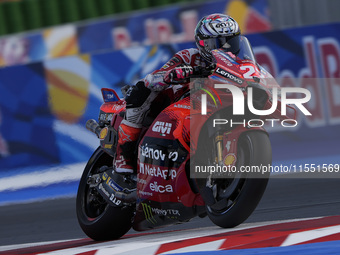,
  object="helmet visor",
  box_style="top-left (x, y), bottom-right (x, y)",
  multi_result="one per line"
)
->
top-left (199, 36), bottom-right (240, 55)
